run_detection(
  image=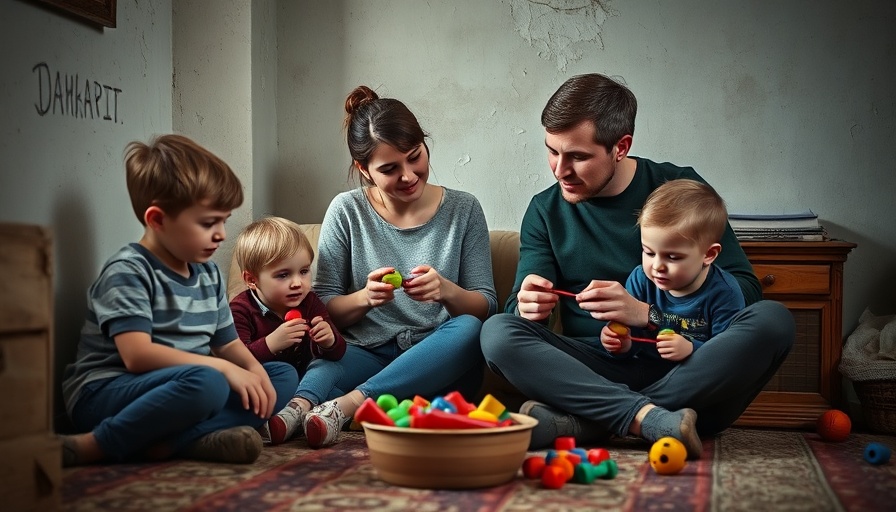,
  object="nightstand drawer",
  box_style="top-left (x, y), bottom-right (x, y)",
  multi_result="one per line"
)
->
top-left (752, 264), bottom-right (830, 295)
